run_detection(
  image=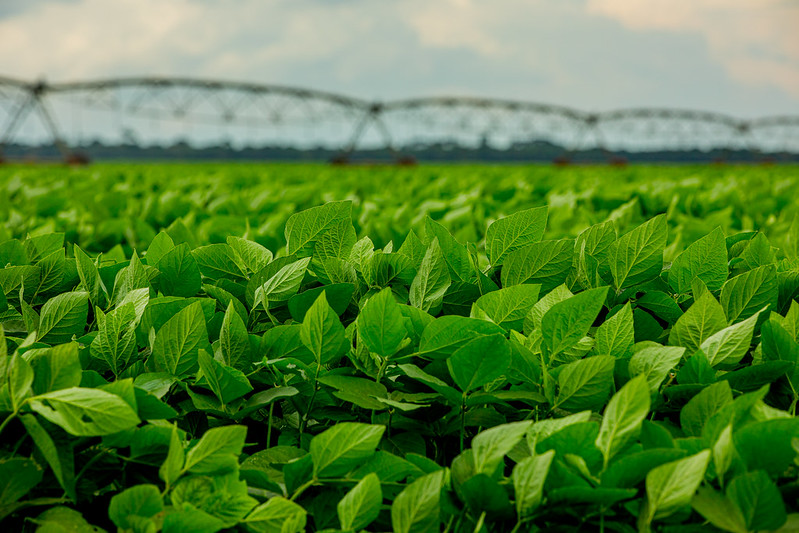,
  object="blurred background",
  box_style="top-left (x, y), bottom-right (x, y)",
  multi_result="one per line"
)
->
top-left (1, 0), bottom-right (798, 163)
